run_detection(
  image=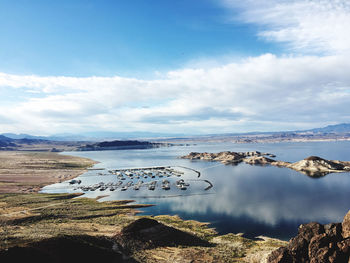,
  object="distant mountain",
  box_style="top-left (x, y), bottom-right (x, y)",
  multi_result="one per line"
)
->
top-left (1, 131), bottom-right (186, 142)
top-left (1, 133), bottom-right (83, 141)
top-left (0, 134), bottom-right (49, 146)
top-left (0, 135), bottom-right (17, 148)
top-left (2, 123), bottom-right (350, 143)
top-left (2, 133), bottom-right (48, 140)
top-left (0, 135), bottom-right (14, 142)
top-left (306, 123), bottom-right (350, 133)
top-left (79, 131), bottom-right (186, 140)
